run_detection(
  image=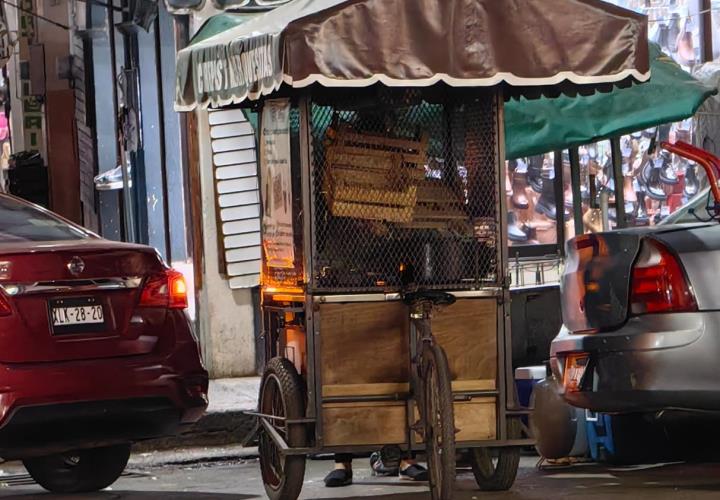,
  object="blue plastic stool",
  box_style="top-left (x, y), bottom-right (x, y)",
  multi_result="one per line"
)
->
top-left (585, 411), bottom-right (616, 462)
